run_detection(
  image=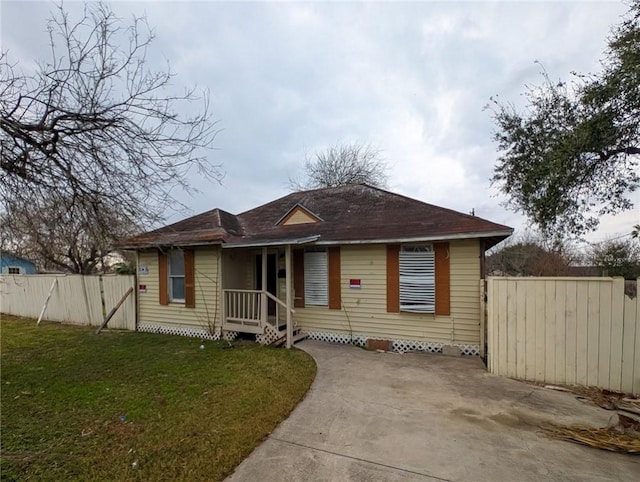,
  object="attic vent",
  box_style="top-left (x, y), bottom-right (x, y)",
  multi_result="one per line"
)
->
top-left (276, 204), bottom-right (322, 226)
